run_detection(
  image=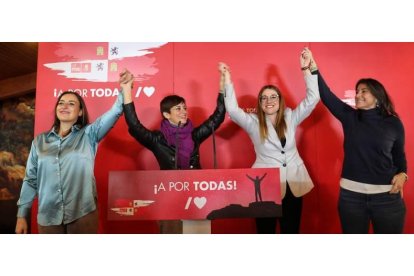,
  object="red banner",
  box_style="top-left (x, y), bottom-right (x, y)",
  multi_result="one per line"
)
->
top-left (108, 168), bottom-right (281, 220)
